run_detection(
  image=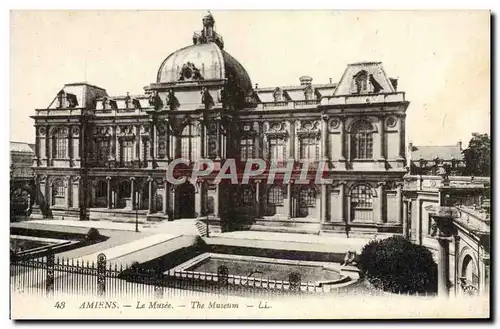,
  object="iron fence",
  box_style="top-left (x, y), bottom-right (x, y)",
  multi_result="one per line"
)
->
top-left (10, 253), bottom-right (335, 298)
